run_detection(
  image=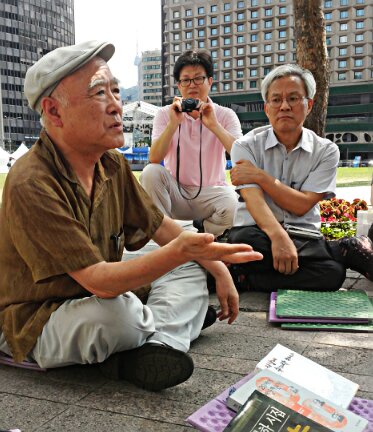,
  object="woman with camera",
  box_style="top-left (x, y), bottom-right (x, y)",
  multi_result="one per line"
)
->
top-left (140, 49), bottom-right (242, 237)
